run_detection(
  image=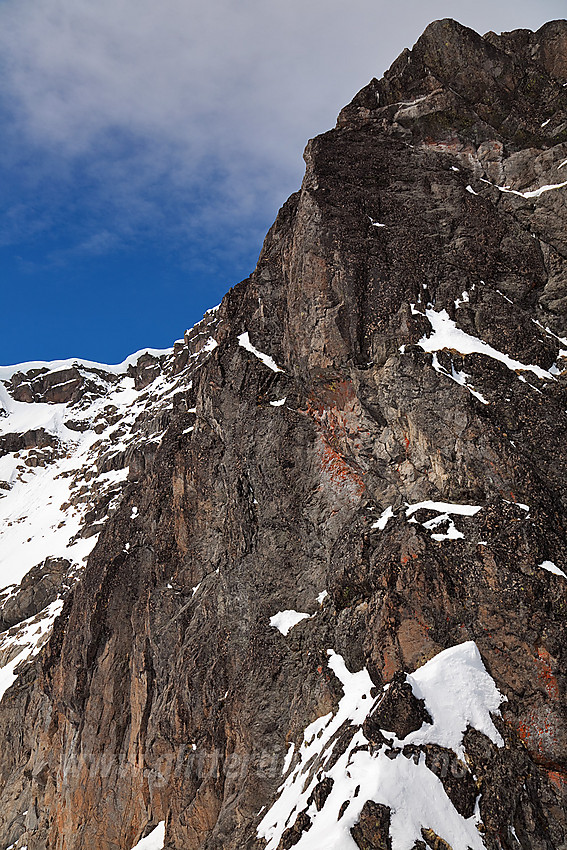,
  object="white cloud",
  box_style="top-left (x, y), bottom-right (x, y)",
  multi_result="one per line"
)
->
top-left (0, 0), bottom-right (564, 261)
